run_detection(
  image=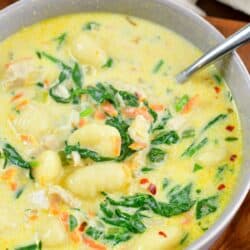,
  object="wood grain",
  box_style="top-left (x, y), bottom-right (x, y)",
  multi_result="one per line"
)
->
top-left (0, 1), bottom-right (249, 250)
